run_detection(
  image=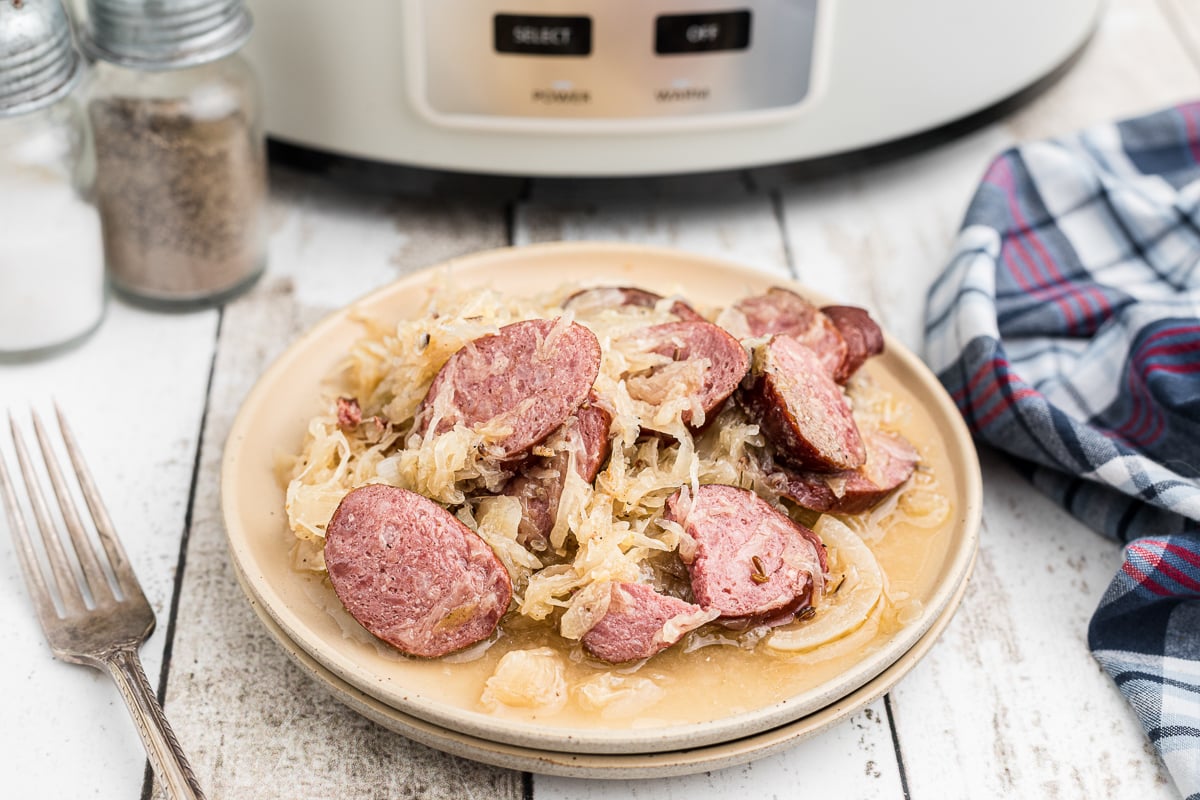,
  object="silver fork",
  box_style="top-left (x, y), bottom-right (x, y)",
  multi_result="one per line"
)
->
top-left (0, 407), bottom-right (206, 800)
